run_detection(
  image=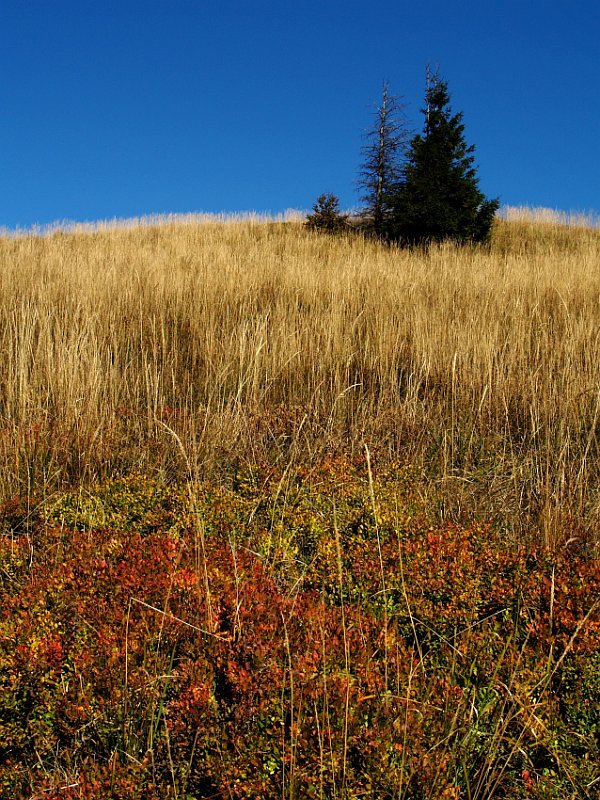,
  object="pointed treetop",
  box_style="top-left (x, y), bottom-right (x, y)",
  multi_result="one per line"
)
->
top-left (385, 68), bottom-right (499, 245)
